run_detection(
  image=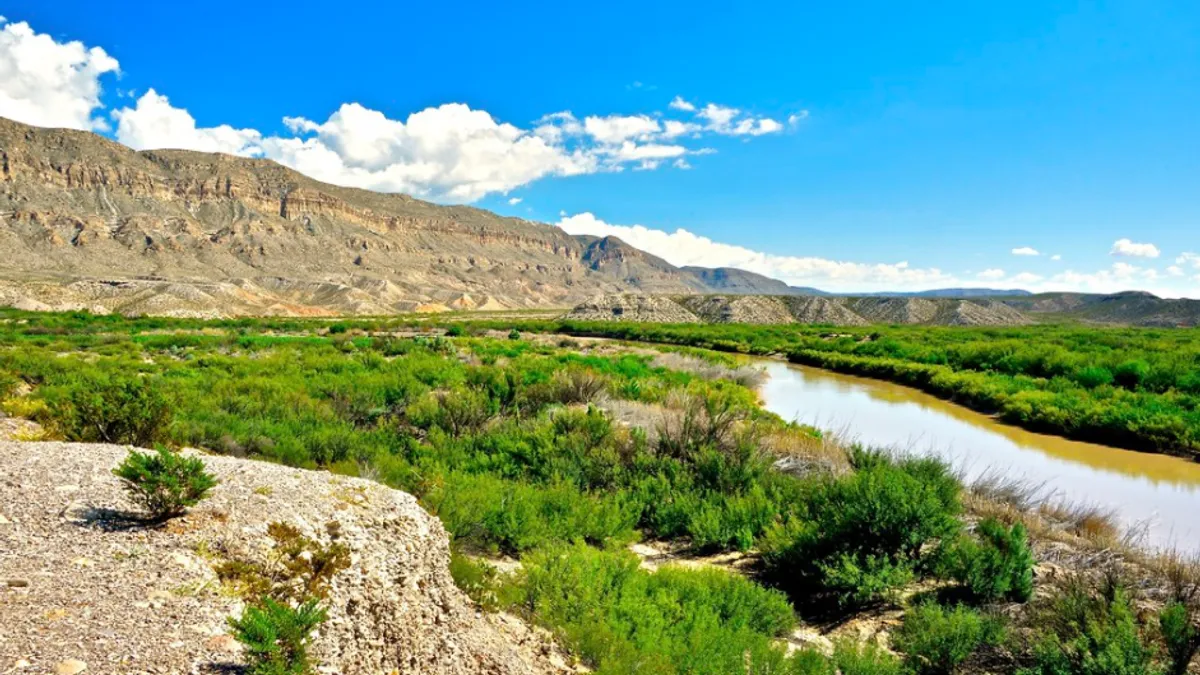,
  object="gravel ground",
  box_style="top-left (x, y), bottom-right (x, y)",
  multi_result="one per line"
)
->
top-left (0, 441), bottom-right (569, 674)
